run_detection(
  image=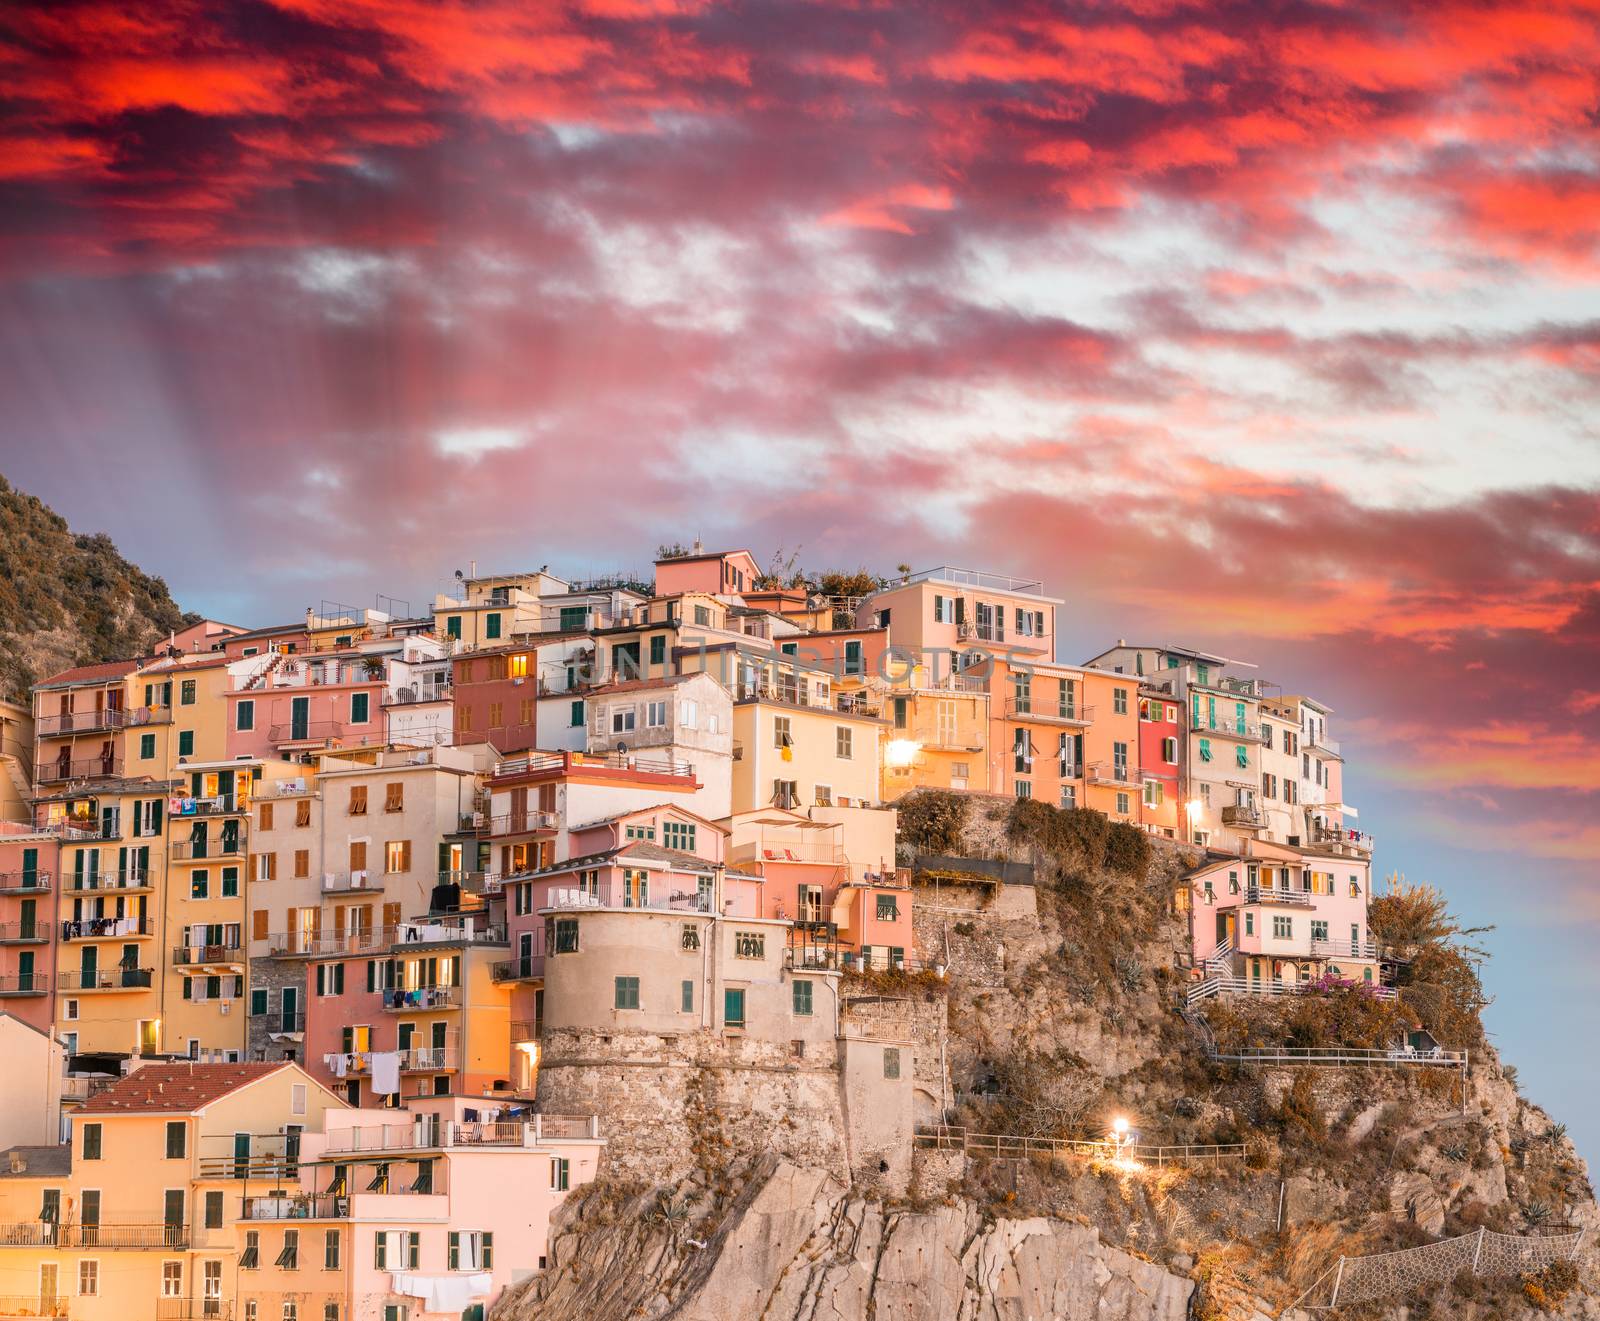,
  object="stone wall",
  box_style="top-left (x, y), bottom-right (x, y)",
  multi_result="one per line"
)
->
top-left (246, 955), bottom-right (307, 1064)
top-left (534, 1026), bottom-right (851, 1184)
